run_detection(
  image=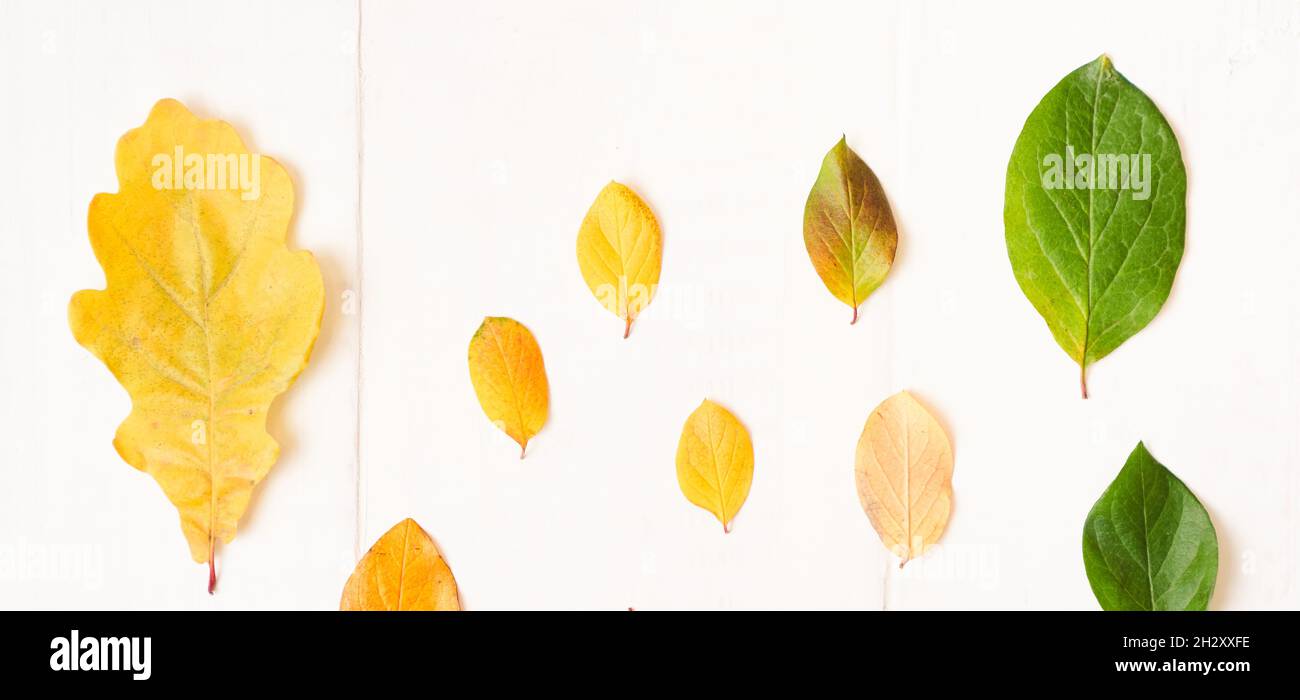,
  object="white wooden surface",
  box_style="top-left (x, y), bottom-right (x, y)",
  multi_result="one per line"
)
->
top-left (0, 0), bottom-right (1296, 610)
